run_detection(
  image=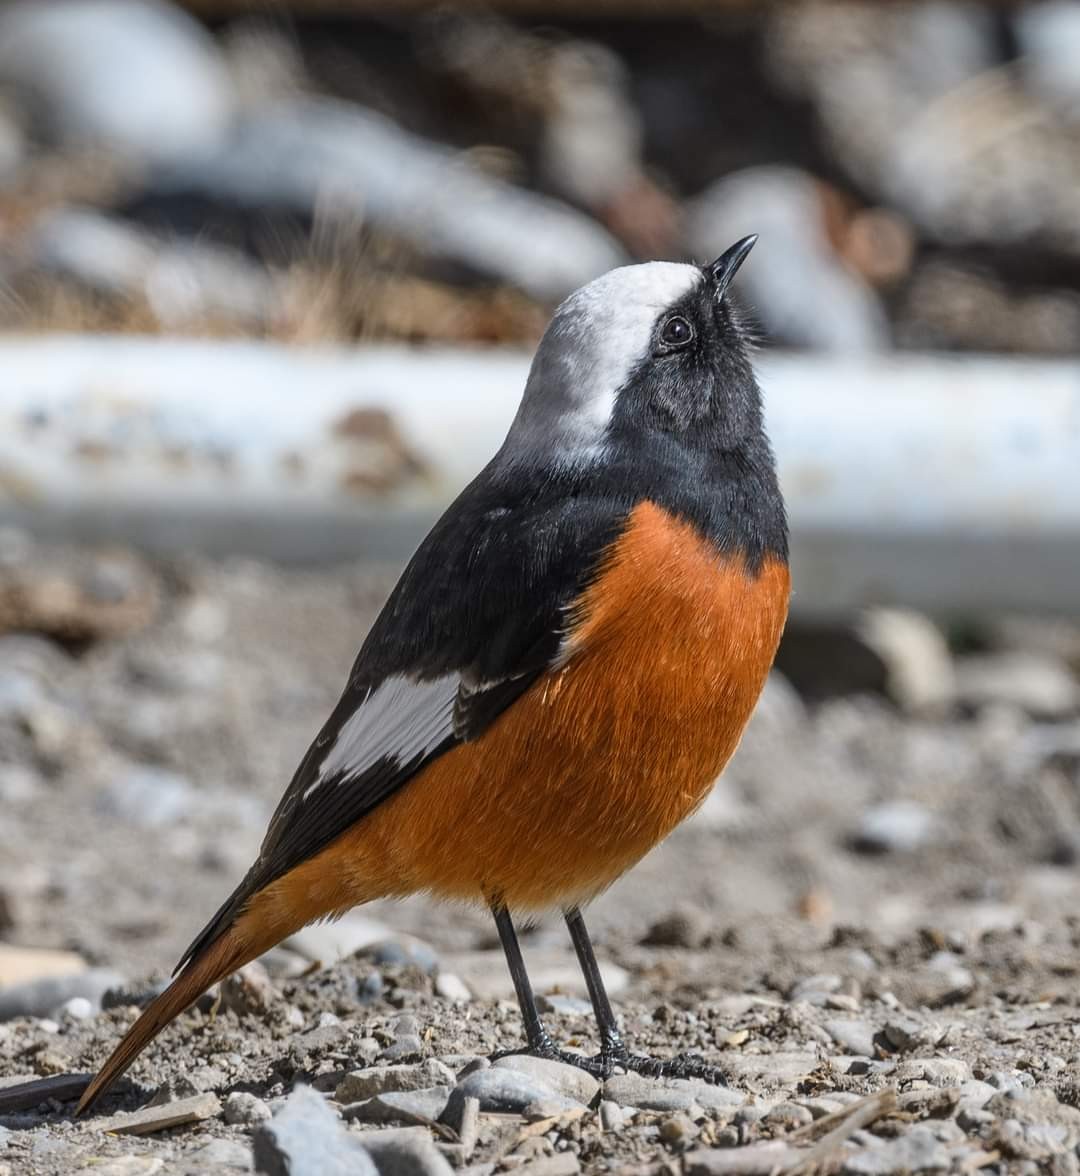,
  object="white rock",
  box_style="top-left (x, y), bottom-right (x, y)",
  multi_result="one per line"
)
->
top-left (285, 914), bottom-right (396, 964)
top-left (956, 652), bottom-right (1079, 718)
top-left (434, 972), bottom-right (472, 1002)
top-left (163, 96), bottom-right (625, 300)
top-left (857, 608), bottom-right (955, 714)
top-left (0, 0), bottom-right (234, 163)
top-left (687, 166), bottom-right (889, 353)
